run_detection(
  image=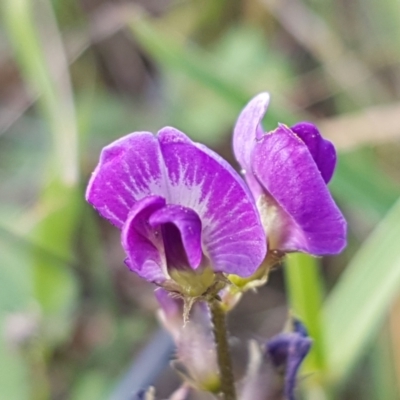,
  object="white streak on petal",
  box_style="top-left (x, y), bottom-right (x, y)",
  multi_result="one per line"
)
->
top-left (105, 181), bottom-right (131, 210)
top-left (205, 225), bottom-right (257, 248)
top-left (101, 205), bottom-right (124, 225)
top-left (122, 160), bottom-right (140, 194)
top-left (117, 194), bottom-right (130, 209)
top-left (121, 180), bottom-right (138, 197)
top-left (121, 159), bottom-right (163, 199)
